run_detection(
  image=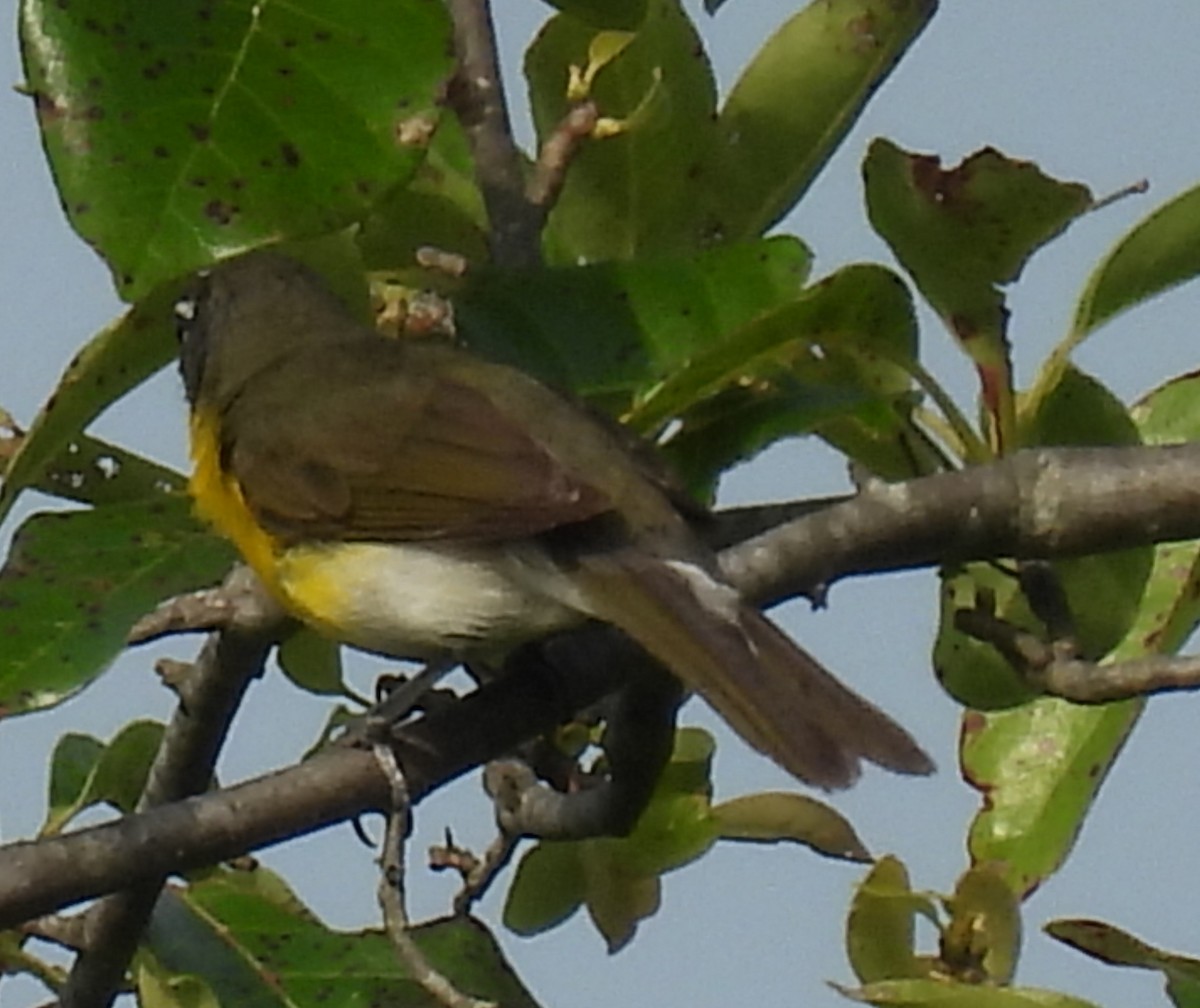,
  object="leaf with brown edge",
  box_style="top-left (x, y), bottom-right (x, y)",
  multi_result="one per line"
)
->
top-left (1046, 918), bottom-right (1200, 1008)
top-left (865, 141), bottom-right (1091, 449)
top-left (959, 367), bottom-right (1200, 899)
